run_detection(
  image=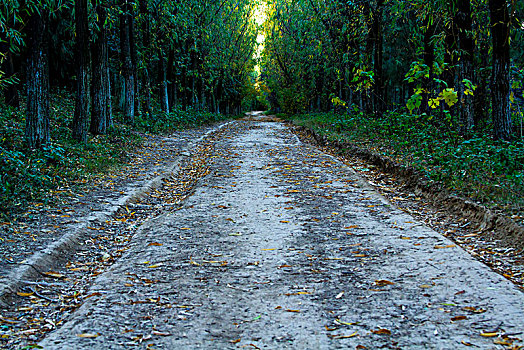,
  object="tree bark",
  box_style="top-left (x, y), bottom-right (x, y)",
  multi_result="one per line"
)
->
top-left (372, 0), bottom-right (384, 116)
top-left (91, 2), bottom-right (110, 135)
top-left (72, 0), bottom-right (91, 142)
top-left (106, 52), bottom-right (113, 129)
top-left (25, 12), bottom-right (50, 149)
top-left (489, 0), bottom-right (512, 140)
top-left (421, 17), bottom-right (436, 115)
top-left (444, 1), bottom-right (457, 94)
top-left (120, 1), bottom-right (135, 123)
top-left (474, 42), bottom-right (490, 126)
top-left (456, 0), bottom-right (475, 135)
top-left (129, 5), bottom-right (140, 117)
top-left (139, 0), bottom-right (152, 117)
top-left (158, 48), bottom-right (169, 113)
top-left (167, 47), bottom-right (175, 111)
